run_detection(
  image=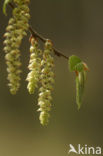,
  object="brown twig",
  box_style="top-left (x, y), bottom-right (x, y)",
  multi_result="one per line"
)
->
top-left (9, 2), bottom-right (69, 60)
top-left (29, 26), bottom-right (68, 59)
